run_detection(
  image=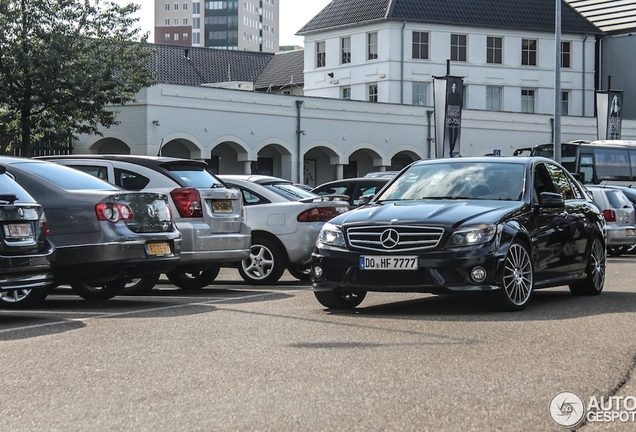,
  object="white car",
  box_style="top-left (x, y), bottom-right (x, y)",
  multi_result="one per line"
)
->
top-left (218, 175), bottom-right (348, 284)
